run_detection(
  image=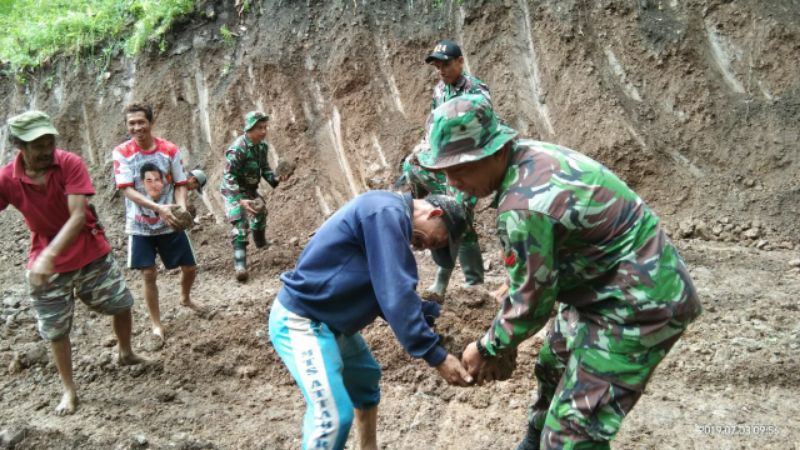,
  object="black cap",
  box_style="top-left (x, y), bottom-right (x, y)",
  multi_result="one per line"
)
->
top-left (424, 194), bottom-right (467, 269)
top-left (425, 39), bottom-right (462, 64)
